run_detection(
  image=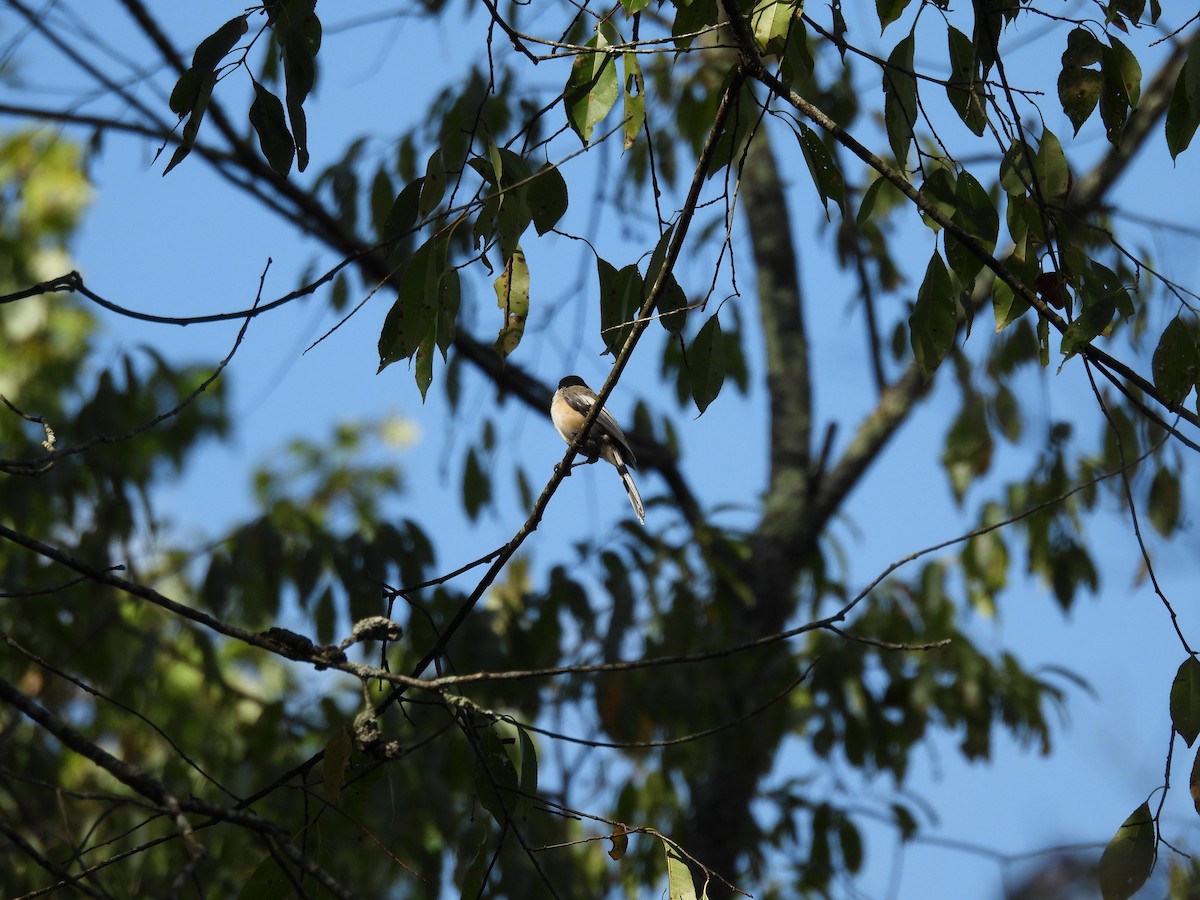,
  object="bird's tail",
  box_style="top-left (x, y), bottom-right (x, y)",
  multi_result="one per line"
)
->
top-left (616, 463), bottom-right (645, 525)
